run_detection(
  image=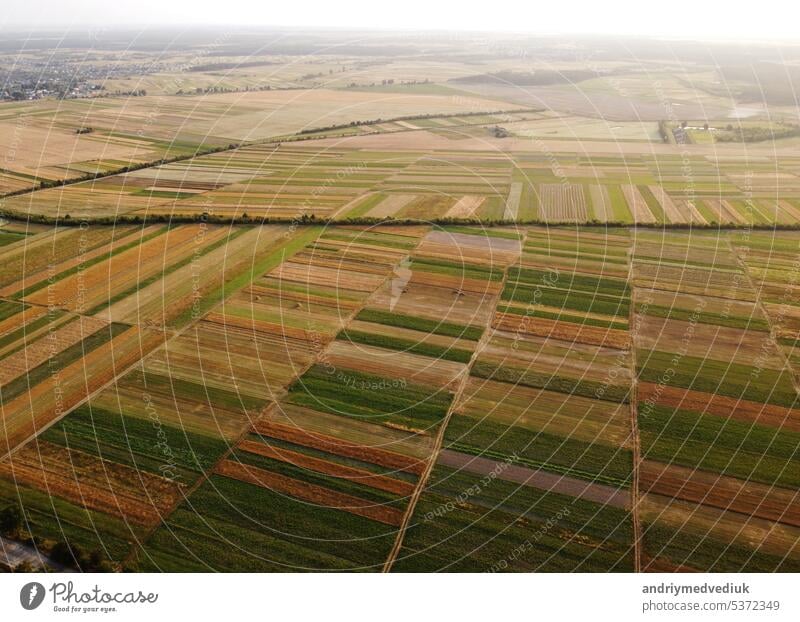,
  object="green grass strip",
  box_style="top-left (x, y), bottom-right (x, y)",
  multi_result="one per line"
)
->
top-left (337, 329), bottom-right (473, 363)
top-left (356, 308), bottom-right (484, 341)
